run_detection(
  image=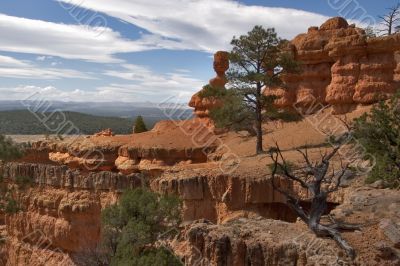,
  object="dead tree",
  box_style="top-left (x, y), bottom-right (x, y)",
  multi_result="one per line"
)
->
top-left (269, 141), bottom-right (360, 259)
top-left (378, 3), bottom-right (400, 36)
